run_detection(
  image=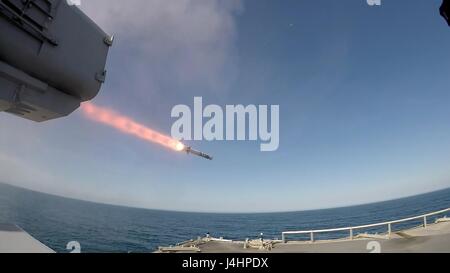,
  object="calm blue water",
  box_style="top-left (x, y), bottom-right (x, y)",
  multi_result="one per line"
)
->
top-left (1, 182), bottom-right (450, 253)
